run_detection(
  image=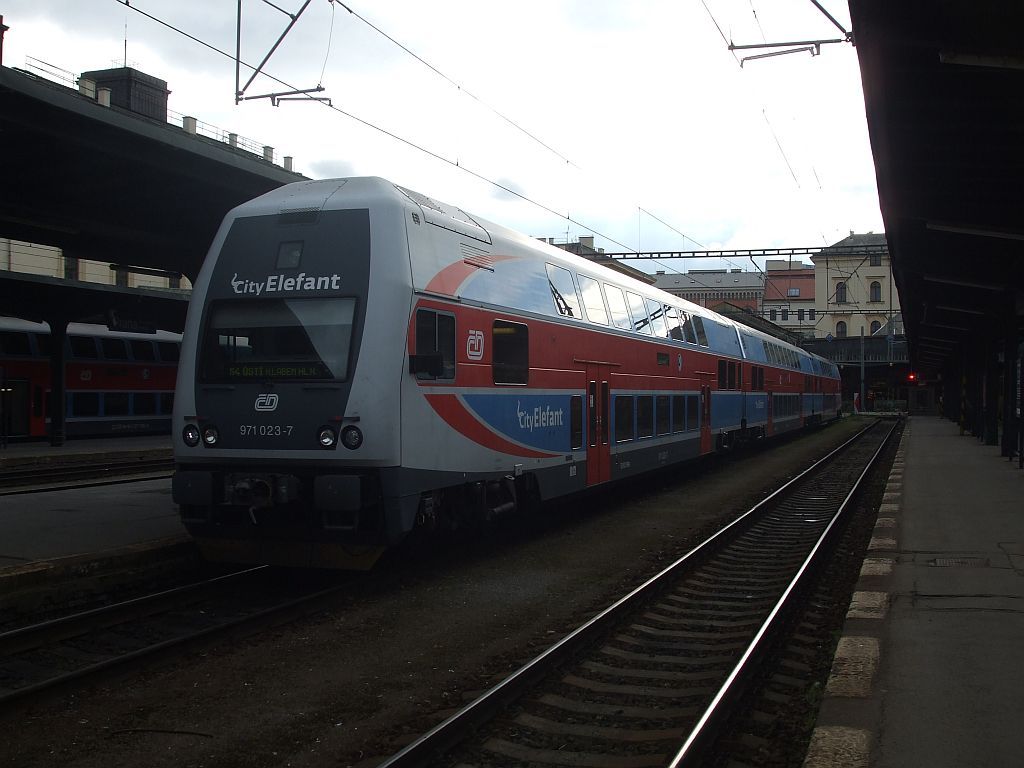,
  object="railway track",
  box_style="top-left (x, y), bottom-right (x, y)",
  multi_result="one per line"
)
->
top-left (0, 456), bottom-right (173, 493)
top-left (377, 418), bottom-right (899, 768)
top-left (0, 565), bottom-right (351, 707)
